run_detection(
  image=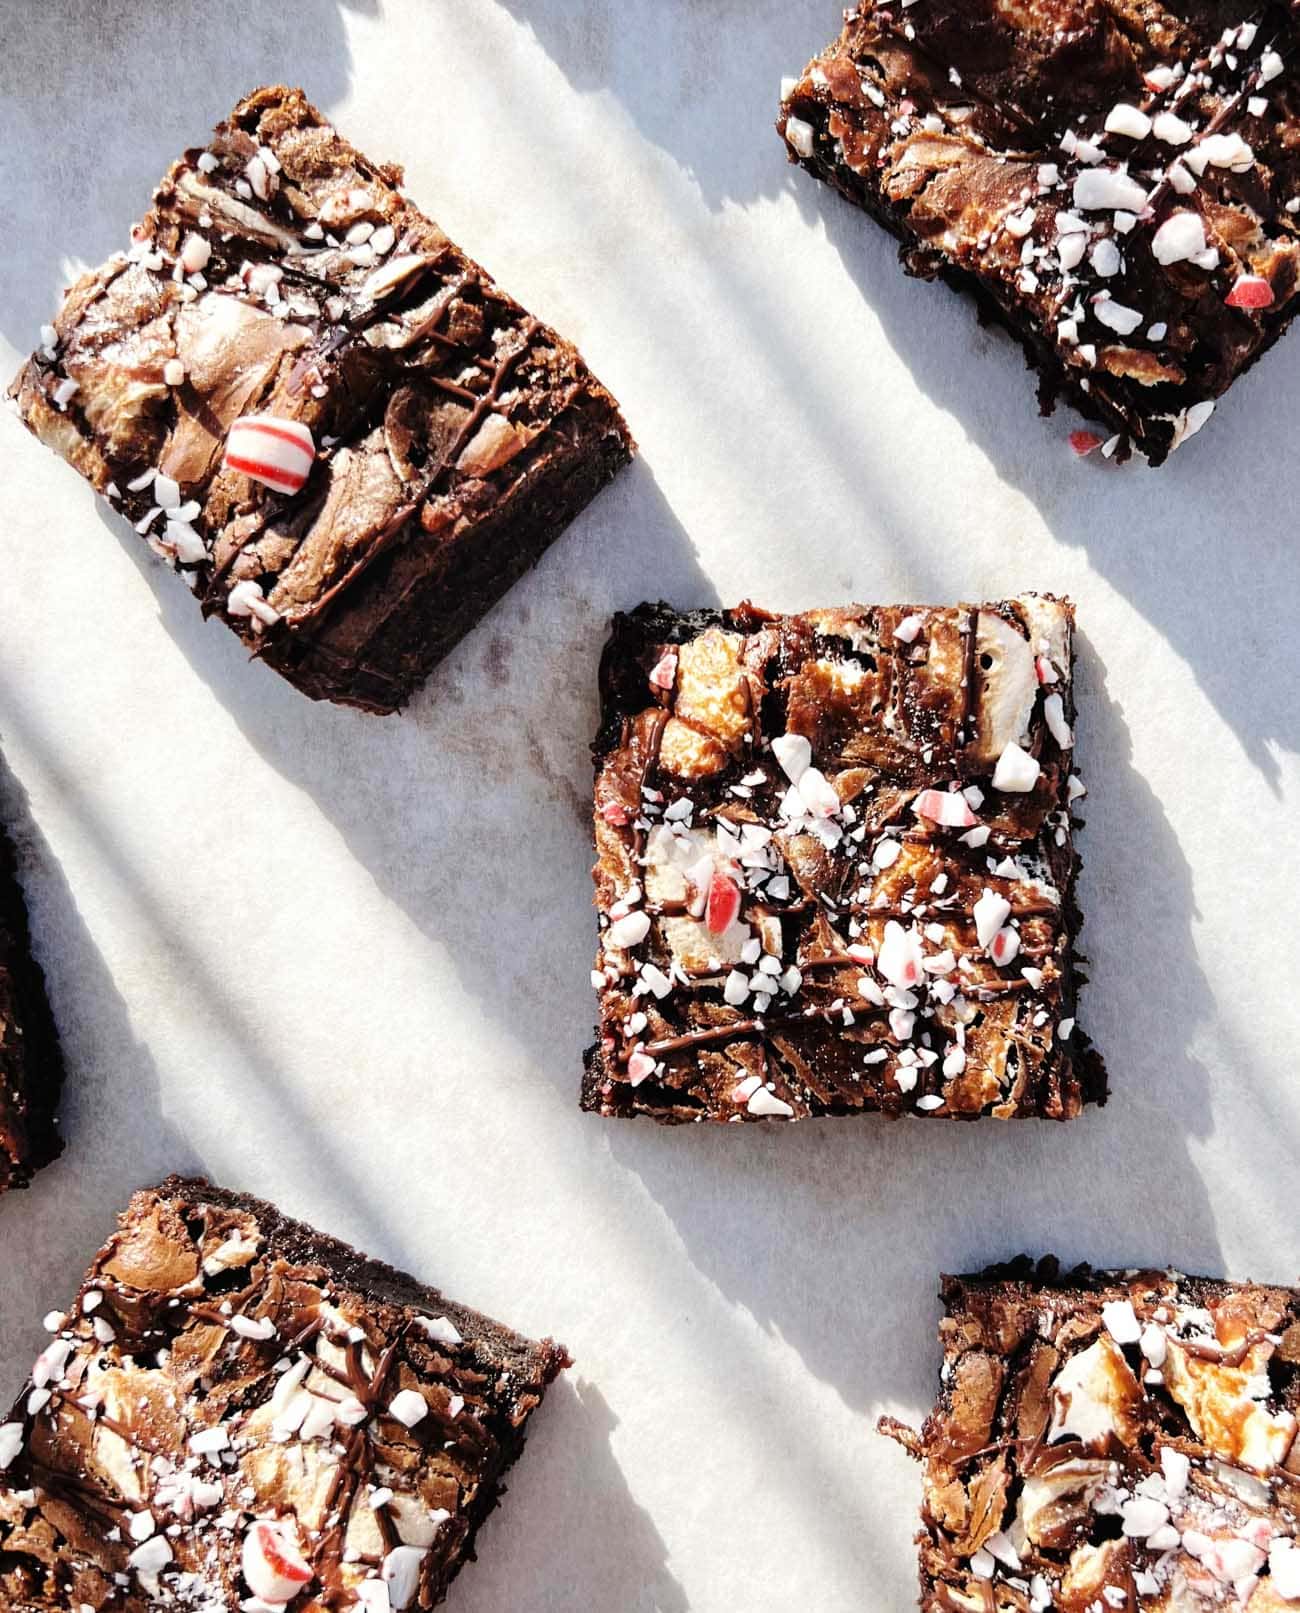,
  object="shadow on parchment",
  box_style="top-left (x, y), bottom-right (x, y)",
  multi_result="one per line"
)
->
top-left (455, 1378), bottom-right (689, 1613)
top-left (0, 678), bottom-right (494, 1410)
top-left (486, 0), bottom-right (825, 212)
top-left (0, 744), bottom-right (199, 1402)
